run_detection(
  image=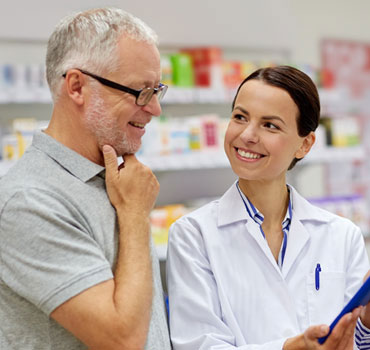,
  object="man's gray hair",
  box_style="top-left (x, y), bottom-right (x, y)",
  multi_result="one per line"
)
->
top-left (46, 7), bottom-right (158, 101)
